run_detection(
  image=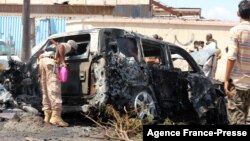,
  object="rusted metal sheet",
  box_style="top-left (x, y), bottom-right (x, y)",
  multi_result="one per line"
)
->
top-left (152, 0), bottom-right (179, 16)
top-left (173, 8), bottom-right (201, 16)
top-left (0, 4), bottom-right (114, 15)
top-left (152, 0), bottom-right (201, 17)
top-left (113, 5), bottom-right (151, 18)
